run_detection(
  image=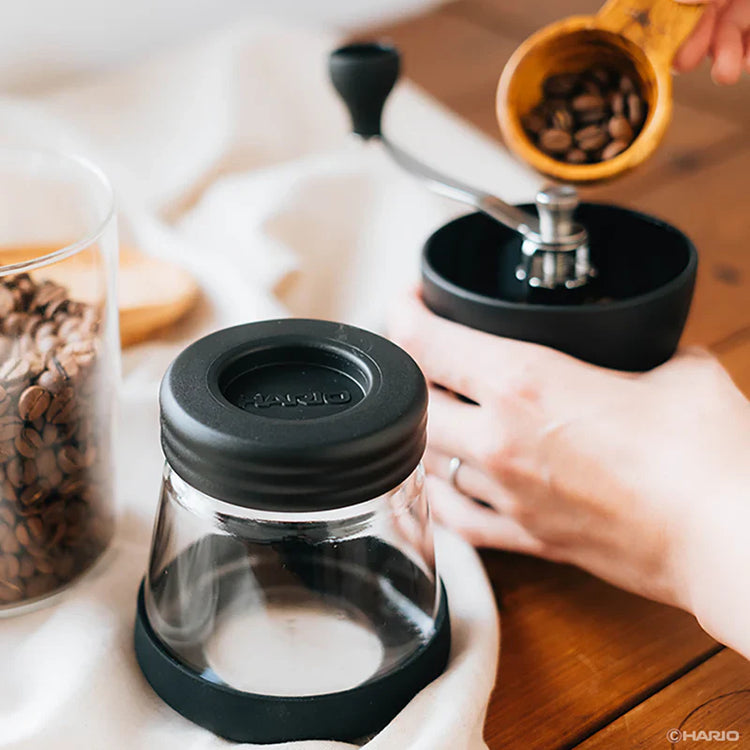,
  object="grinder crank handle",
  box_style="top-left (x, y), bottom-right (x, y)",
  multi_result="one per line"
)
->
top-left (328, 42), bottom-right (558, 243)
